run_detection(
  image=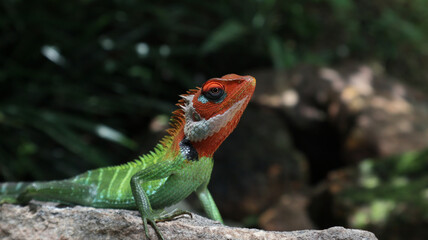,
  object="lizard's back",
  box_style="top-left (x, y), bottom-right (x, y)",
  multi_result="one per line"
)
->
top-left (69, 143), bottom-right (169, 208)
top-left (0, 143), bottom-right (169, 209)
